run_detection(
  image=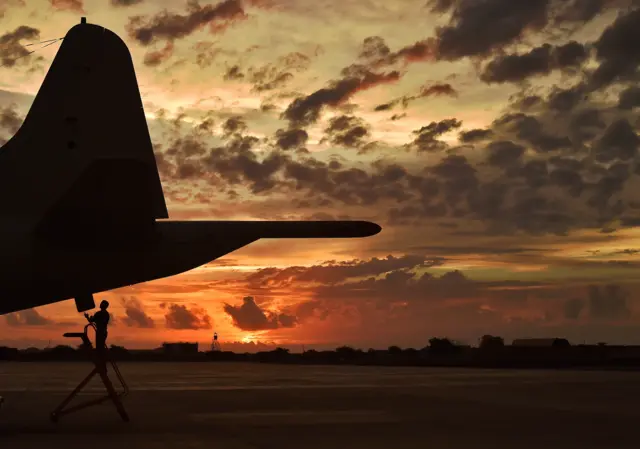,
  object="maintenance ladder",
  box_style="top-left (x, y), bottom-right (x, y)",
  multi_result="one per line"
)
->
top-left (50, 323), bottom-right (129, 423)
